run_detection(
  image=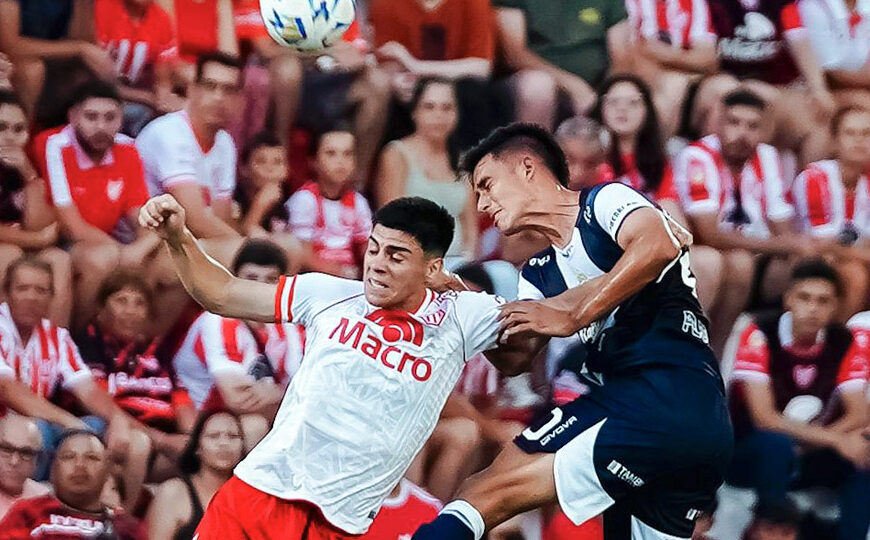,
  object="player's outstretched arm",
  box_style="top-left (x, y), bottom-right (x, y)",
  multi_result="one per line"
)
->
top-left (139, 195), bottom-right (277, 322)
top-left (502, 207), bottom-right (681, 338)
